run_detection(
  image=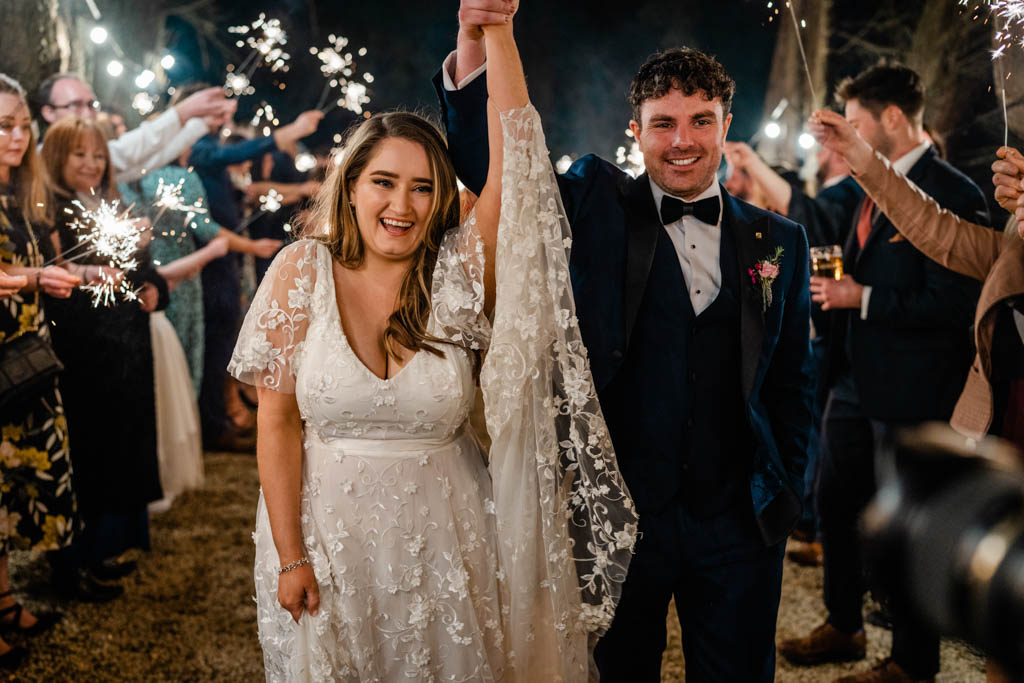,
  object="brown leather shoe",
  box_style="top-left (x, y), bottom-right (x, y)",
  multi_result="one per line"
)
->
top-left (778, 621), bottom-right (866, 665)
top-left (787, 541), bottom-right (824, 566)
top-left (835, 658), bottom-right (935, 683)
